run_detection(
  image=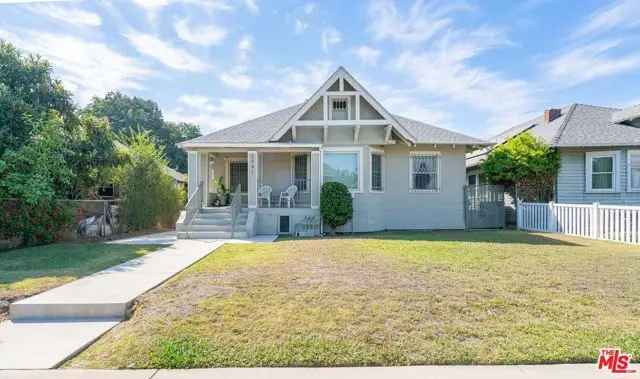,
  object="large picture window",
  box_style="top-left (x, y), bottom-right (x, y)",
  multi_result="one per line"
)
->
top-left (586, 151), bottom-right (618, 192)
top-left (410, 153), bottom-right (439, 191)
top-left (323, 150), bottom-right (361, 191)
top-left (629, 150), bottom-right (640, 191)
